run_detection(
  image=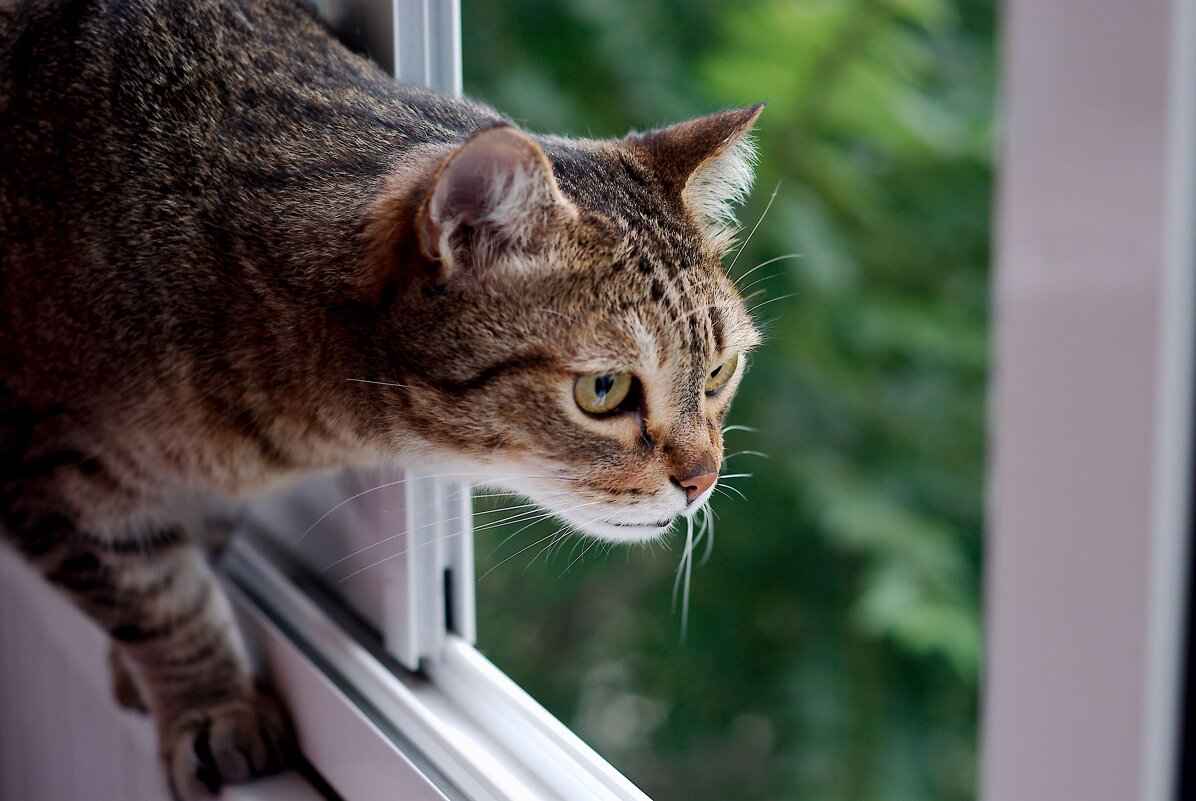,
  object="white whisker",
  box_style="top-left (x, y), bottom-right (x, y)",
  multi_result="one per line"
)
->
top-left (479, 499), bottom-right (606, 577)
top-left (561, 534), bottom-right (601, 577)
top-left (727, 181), bottom-right (781, 276)
top-left (722, 450), bottom-right (770, 462)
top-left (748, 293), bottom-right (797, 316)
top-left (735, 272), bottom-right (782, 298)
top-left (524, 529), bottom-right (572, 572)
top-left (334, 529), bottom-right (466, 583)
top-left (483, 528), bottom-right (565, 580)
top-left (734, 253), bottom-right (802, 289)
top-left (318, 500), bottom-right (543, 573)
top-left (294, 470), bottom-right (571, 544)
top-left (671, 515), bottom-right (695, 642)
top-left (698, 505), bottom-right (716, 568)
top-left (337, 497), bottom-right (598, 584)
top-left (346, 378), bottom-right (412, 389)
top-left (715, 483), bottom-right (748, 502)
